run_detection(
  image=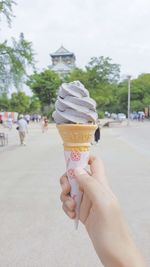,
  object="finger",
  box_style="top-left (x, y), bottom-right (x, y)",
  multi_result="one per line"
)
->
top-left (74, 168), bottom-right (106, 205)
top-left (60, 193), bottom-right (76, 210)
top-left (88, 156), bottom-right (108, 184)
top-left (65, 199), bottom-right (76, 212)
top-left (60, 173), bottom-right (67, 186)
top-left (62, 203), bottom-right (76, 219)
top-left (88, 156), bottom-right (105, 177)
top-left (60, 174), bottom-right (71, 195)
top-left (79, 194), bottom-right (92, 224)
top-left (60, 191), bottom-right (68, 203)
